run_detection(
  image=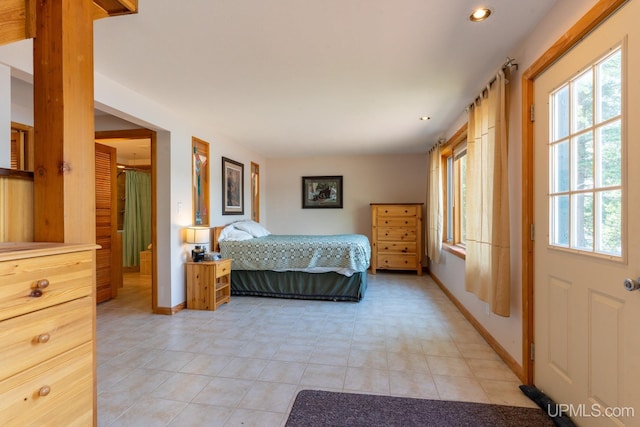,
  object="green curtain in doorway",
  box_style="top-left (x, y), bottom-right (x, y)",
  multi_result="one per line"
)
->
top-left (123, 170), bottom-right (152, 267)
